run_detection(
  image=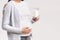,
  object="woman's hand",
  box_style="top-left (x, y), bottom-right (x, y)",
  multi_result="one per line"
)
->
top-left (21, 27), bottom-right (31, 34)
top-left (32, 16), bottom-right (40, 22)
